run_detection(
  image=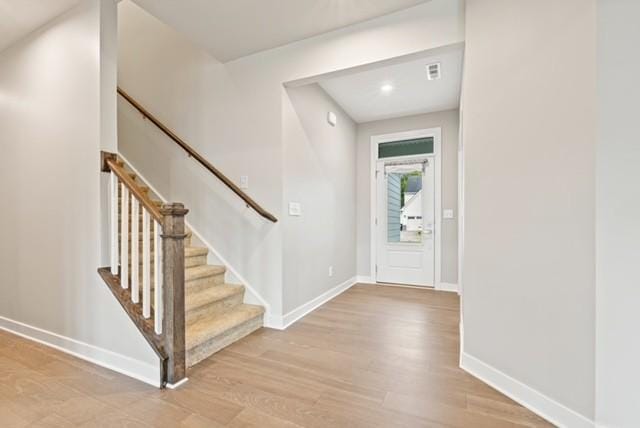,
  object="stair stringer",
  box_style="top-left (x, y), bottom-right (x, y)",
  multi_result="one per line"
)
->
top-left (117, 154), bottom-right (274, 325)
